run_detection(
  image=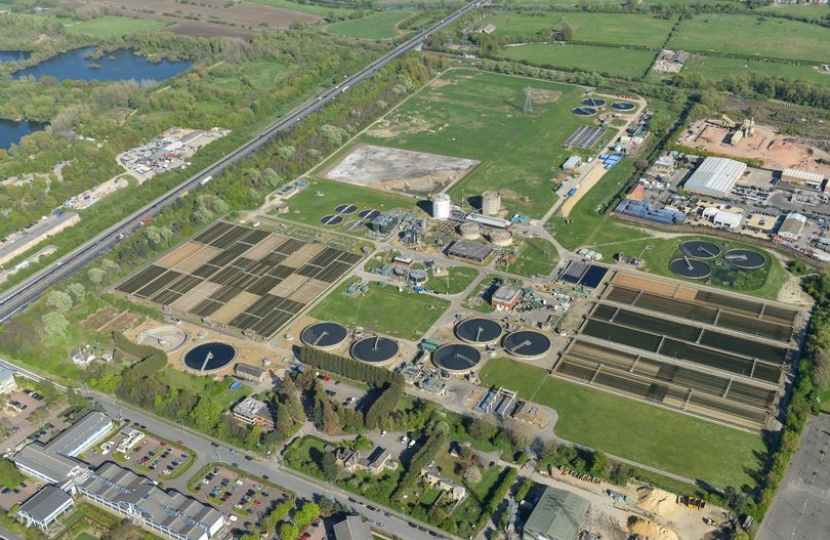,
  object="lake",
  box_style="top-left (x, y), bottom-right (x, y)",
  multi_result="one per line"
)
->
top-left (0, 119), bottom-right (47, 151)
top-left (13, 47), bottom-right (191, 83)
top-left (0, 51), bottom-right (30, 63)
